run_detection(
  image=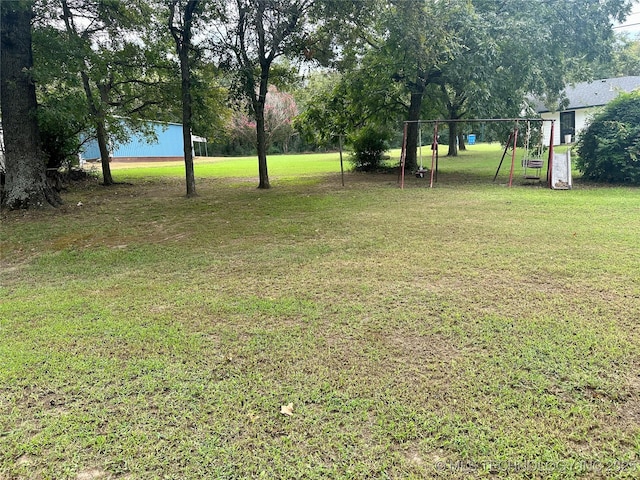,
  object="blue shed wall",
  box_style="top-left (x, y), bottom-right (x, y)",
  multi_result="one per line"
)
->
top-left (82, 122), bottom-right (185, 160)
